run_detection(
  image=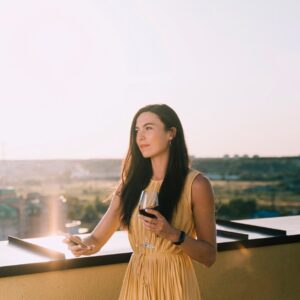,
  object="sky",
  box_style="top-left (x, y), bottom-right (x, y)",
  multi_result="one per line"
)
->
top-left (0, 0), bottom-right (299, 159)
